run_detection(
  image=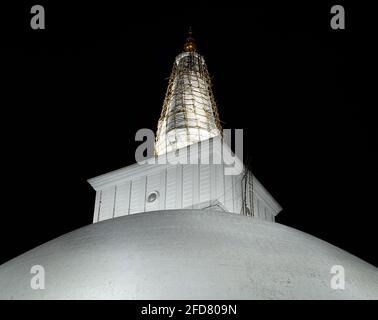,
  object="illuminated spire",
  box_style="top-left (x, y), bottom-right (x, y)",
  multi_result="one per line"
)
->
top-left (155, 30), bottom-right (222, 155)
top-left (183, 26), bottom-right (197, 52)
